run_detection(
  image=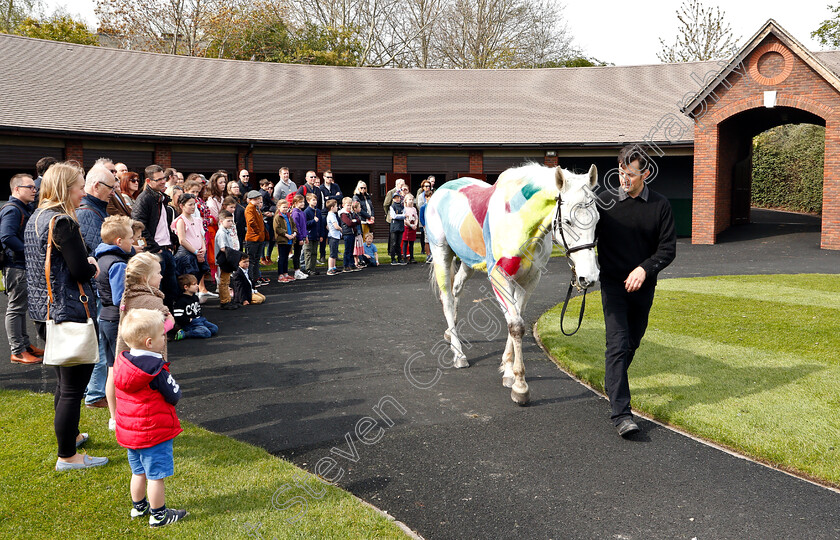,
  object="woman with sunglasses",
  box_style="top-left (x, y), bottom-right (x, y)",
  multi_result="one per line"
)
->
top-left (352, 181), bottom-right (374, 238)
